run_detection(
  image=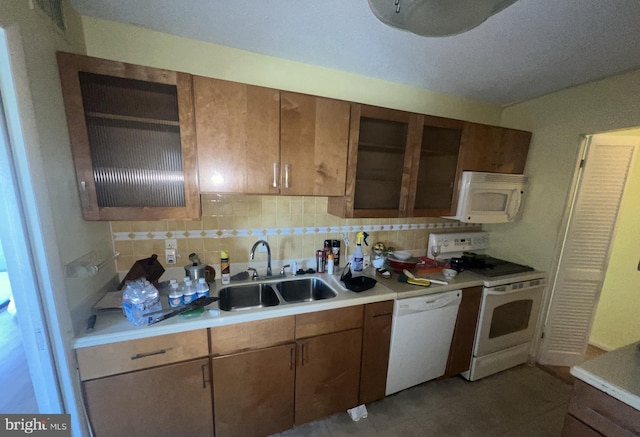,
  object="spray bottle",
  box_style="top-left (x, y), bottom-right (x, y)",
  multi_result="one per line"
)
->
top-left (351, 231), bottom-right (369, 273)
